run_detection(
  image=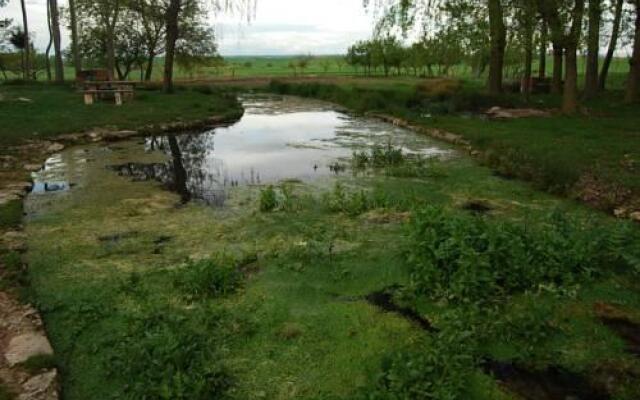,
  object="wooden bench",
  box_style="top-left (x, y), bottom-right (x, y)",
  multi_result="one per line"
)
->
top-left (82, 82), bottom-right (136, 106)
